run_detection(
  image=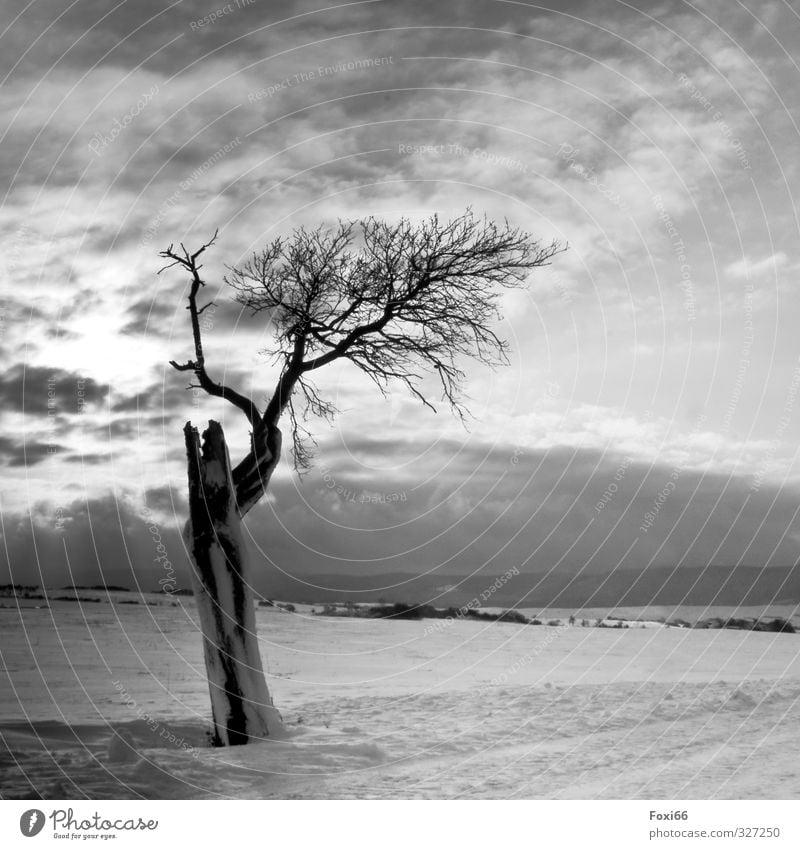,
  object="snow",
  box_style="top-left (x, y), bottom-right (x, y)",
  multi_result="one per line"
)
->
top-left (2, 598), bottom-right (800, 798)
